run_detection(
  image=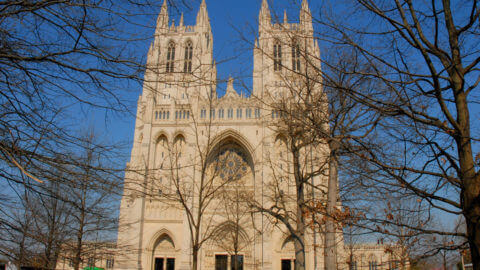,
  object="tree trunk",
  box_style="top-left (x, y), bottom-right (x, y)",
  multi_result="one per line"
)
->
top-left (192, 246), bottom-right (199, 270)
top-left (452, 81), bottom-right (480, 270)
top-left (466, 216), bottom-right (480, 270)
top-left (294, 225), bottom-right (306, 270)
top-left (293, 146), bottom-right (306, 270)
top-left (74, 231), bottom-right (83, 270)
top-left (325, 149), bottom-right (338, 269)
